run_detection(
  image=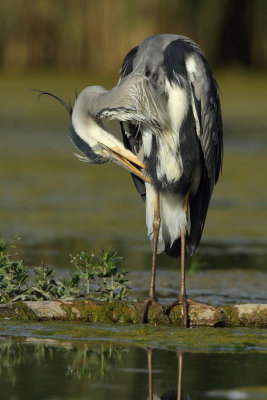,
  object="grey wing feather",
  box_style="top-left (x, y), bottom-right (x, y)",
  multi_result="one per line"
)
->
top-left (120, 45), bottom-right (139, 79)
top-left (186, 53), bottom-right (223, 254)
top-left (187, 54), bottom-right (223, 187)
